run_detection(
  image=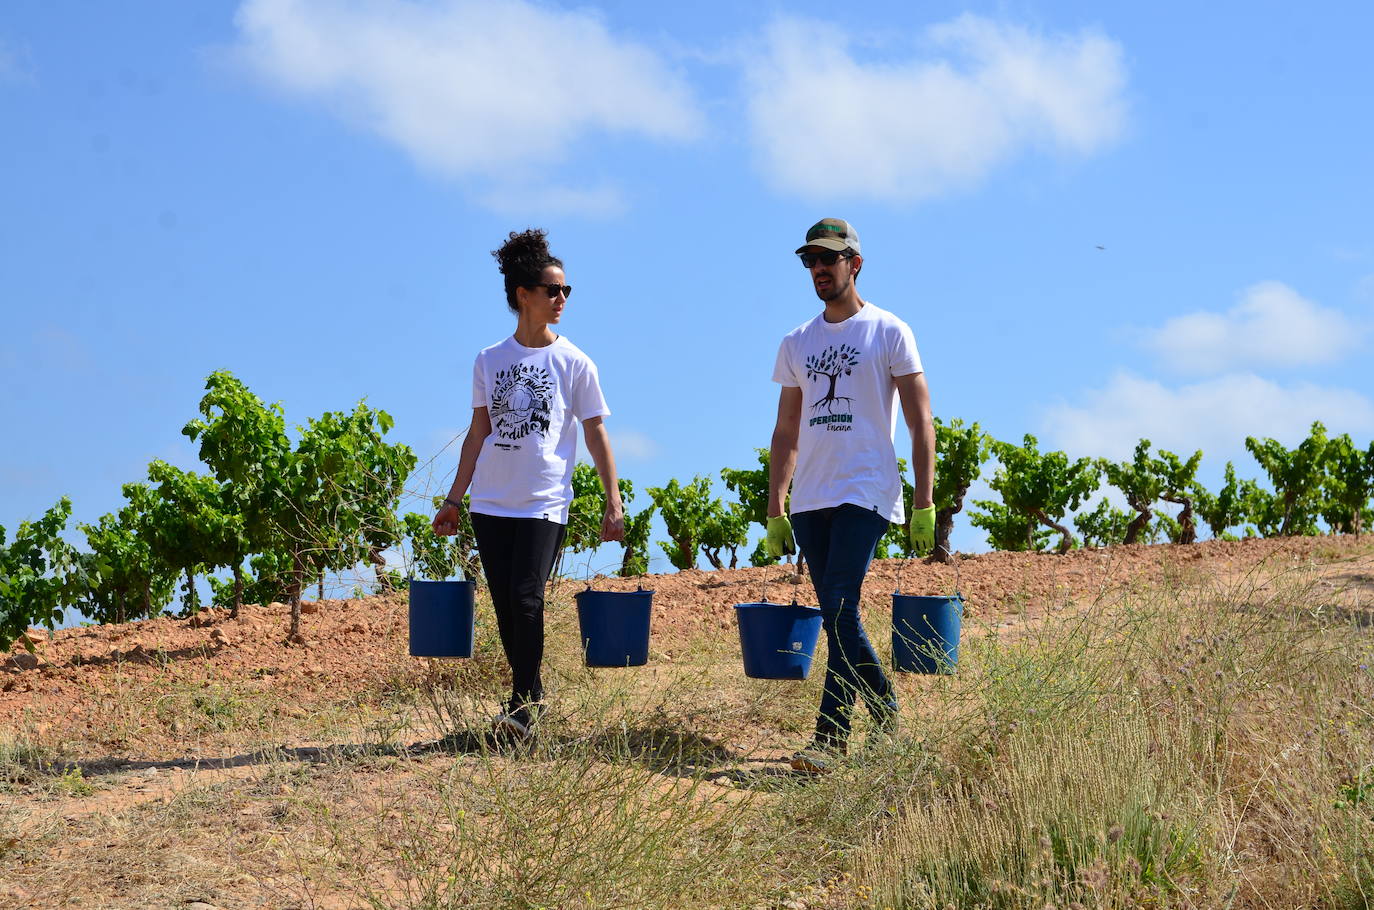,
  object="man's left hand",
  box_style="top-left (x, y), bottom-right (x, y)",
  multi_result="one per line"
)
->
top-left (909, 505), bottom-right (936, 556)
